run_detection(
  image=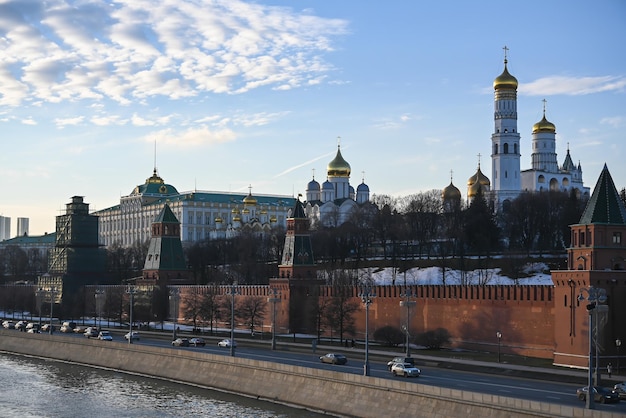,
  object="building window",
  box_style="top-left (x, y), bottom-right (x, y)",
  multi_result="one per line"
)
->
top-left (503, 143), bottom-right (509, 154)
top-left (613, 232), bottom-right (622, 244)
